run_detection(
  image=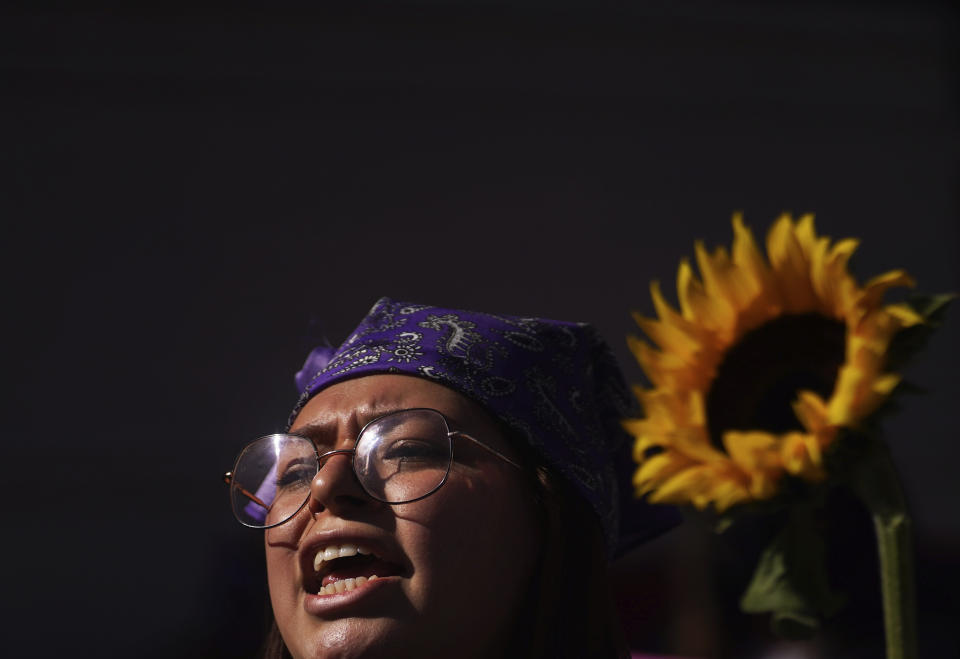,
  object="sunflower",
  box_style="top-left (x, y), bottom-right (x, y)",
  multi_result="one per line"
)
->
top-left (625, 213), bottom-right (926, 512)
